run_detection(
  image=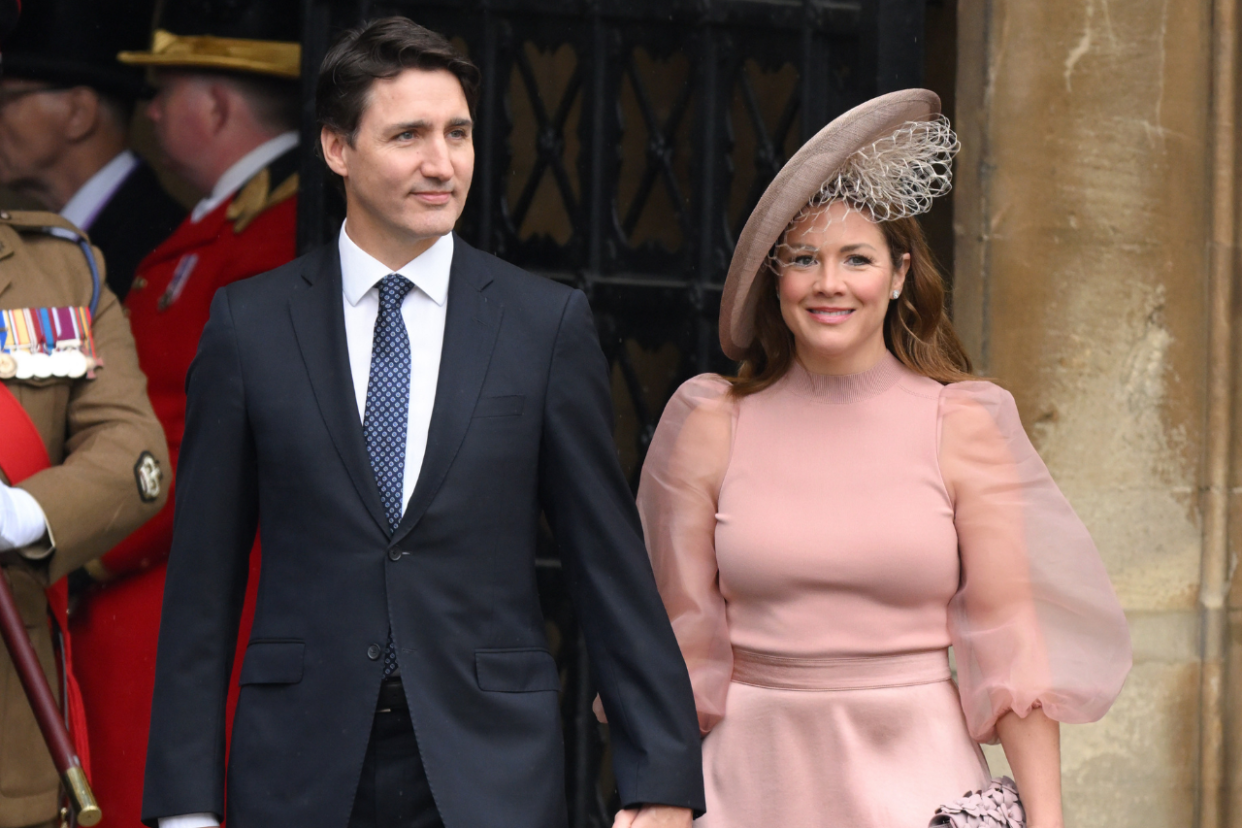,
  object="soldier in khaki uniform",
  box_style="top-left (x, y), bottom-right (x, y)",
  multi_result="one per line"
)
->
top-left (0, 8), bottom-right (170, 820)
top-left (0, 213), bottom-right (169, 828)
top-left (0, 206), bottom-right (170, 828)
